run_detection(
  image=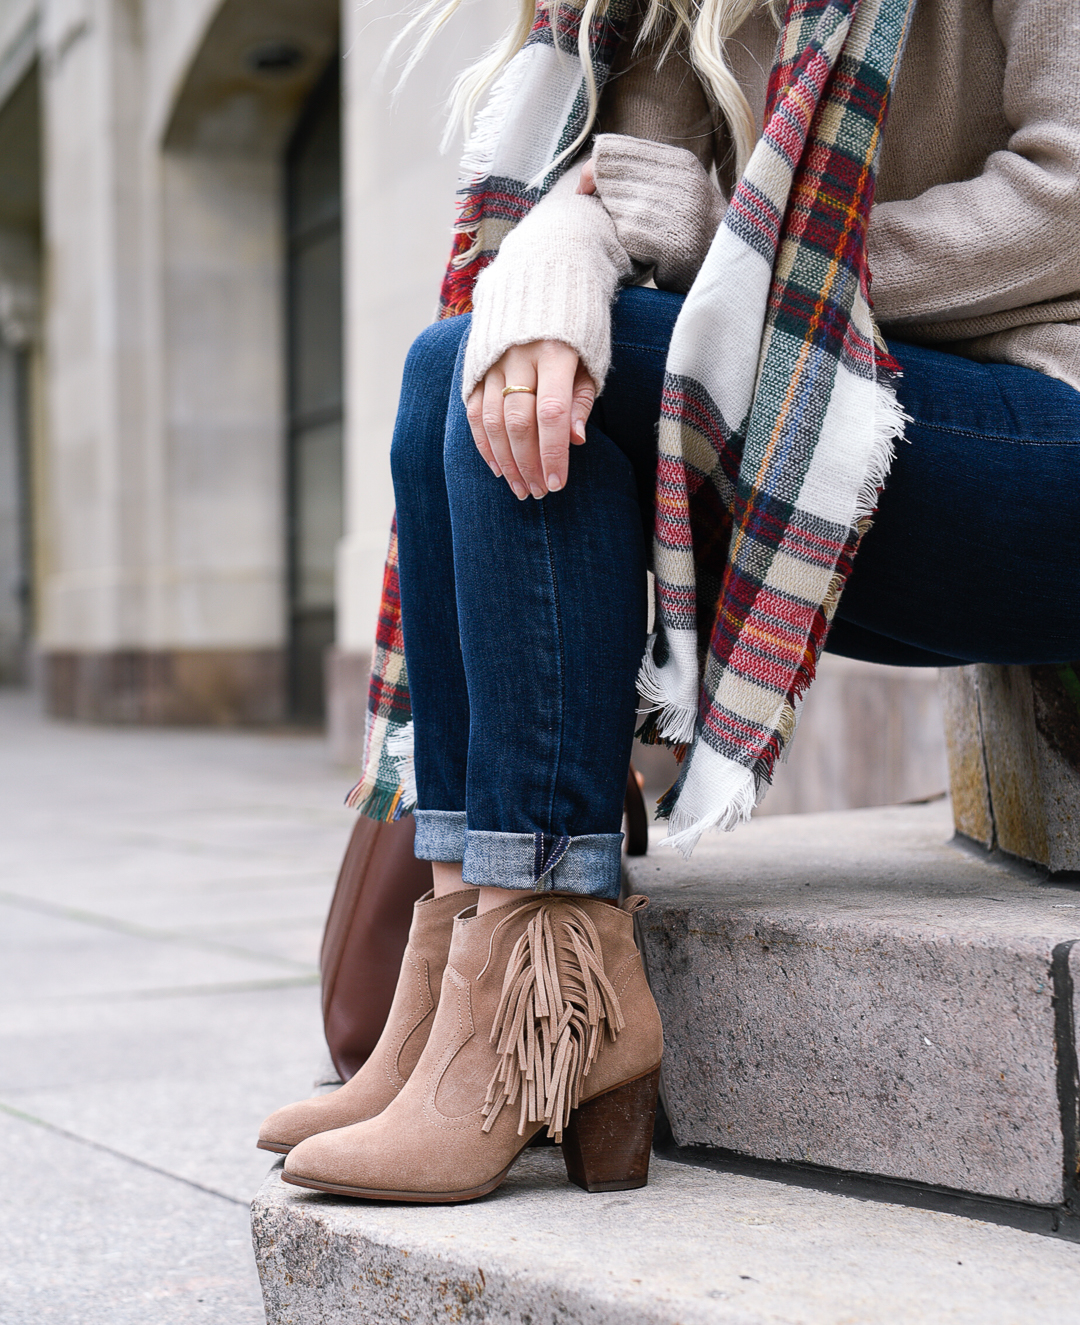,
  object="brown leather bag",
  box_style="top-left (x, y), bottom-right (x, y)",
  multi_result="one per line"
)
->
top-left (320, 815), bottom-right (433, 1082)
top-left (320, 769), bottom-right (650, 1081)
